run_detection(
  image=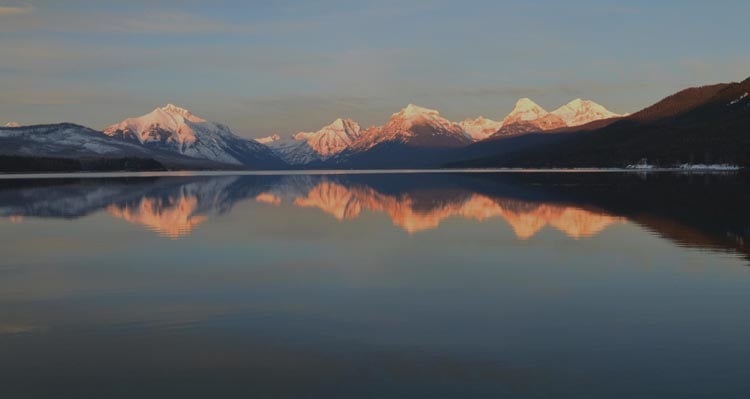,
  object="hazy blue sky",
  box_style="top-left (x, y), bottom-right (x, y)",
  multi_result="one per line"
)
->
top-left (1, 0), bottom-right (748, 138)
